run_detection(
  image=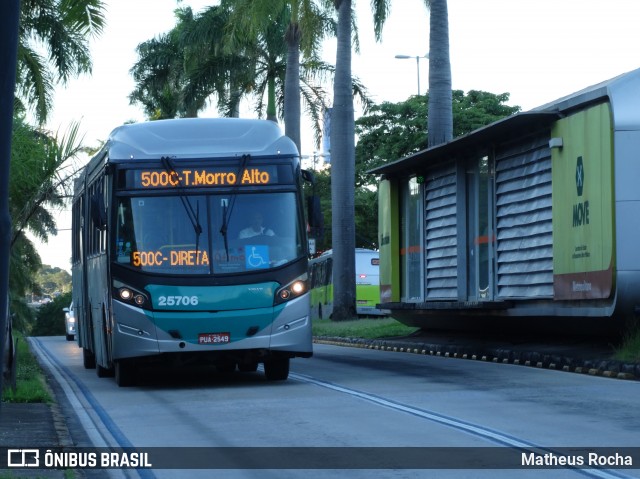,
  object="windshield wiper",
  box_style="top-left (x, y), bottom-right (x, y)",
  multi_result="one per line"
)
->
top-left (220, 199), bottom-right (230, 261)
top-left (219, 154), bottom-right (250, 261)
top-left (161, 156), bottom-right (203, 247)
